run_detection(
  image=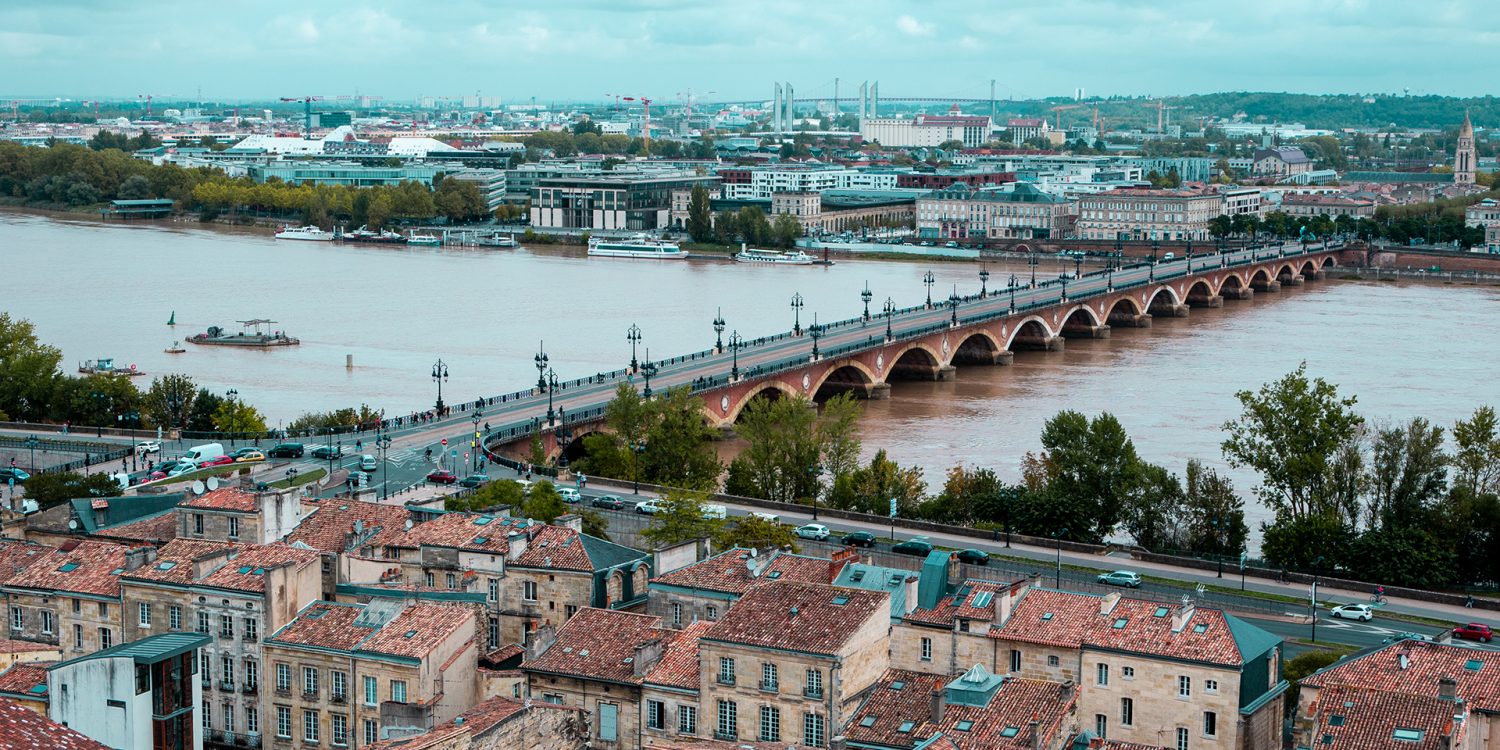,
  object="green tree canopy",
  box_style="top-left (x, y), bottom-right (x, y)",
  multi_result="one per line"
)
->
top-left (642, 490), bottom-right (726, 549)
top-left (21, 471), bottom-right (122, 510)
